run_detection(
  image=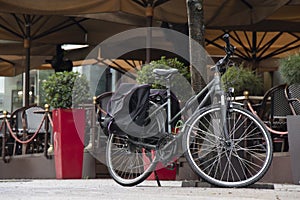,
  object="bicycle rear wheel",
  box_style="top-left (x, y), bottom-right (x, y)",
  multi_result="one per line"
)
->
top-left (106, 134), bottom-right (158, 186)
top-left (183, 104), bottom-right (273, 187)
